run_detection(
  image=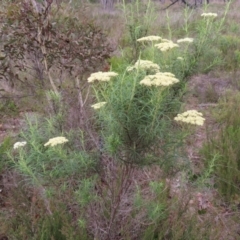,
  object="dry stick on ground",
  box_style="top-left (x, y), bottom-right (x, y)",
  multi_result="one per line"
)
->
top-left (29, 0), bottom-right (58, 93)
top-left (31, 186), bottom-right (53, 216)
top-left (107, 164), bottom-right (134, 238)
top-left (36, 4), bottom-right (58, 93)
top-left (90, 161), bottom-right (135, 239)
top-left (162, 0), bottom-right (196, 10)
top-left (75, 76), bottom-right (99, 148)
